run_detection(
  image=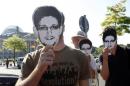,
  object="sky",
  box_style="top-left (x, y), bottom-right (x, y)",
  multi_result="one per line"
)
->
top-left (0, 0), bottom-right (129, 47)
